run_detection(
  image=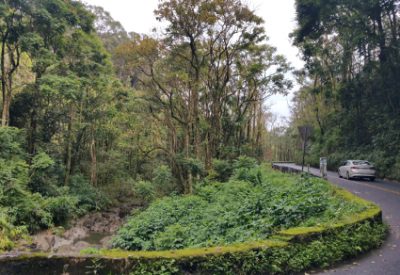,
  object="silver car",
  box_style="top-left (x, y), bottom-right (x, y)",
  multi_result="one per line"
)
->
top-left (338, 160), bottom-right (376, 181)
